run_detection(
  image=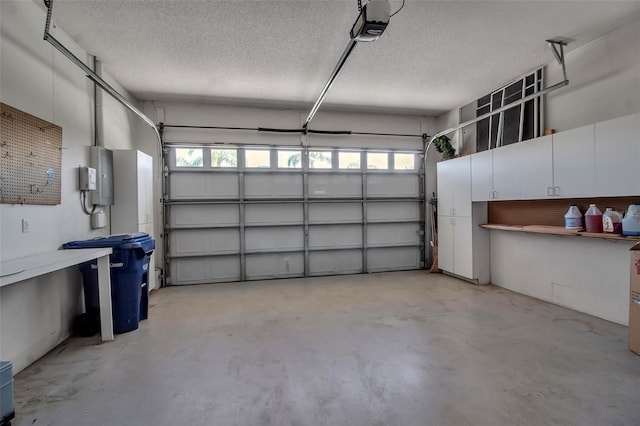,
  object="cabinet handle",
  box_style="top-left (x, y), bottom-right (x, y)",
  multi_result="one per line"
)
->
top-left (547, 186), bottom-right (553, 197)
top-left (453, 208), bottom-right (456, 216)
top-left (489, 191), bottom-right (493, 199)
top-left (554, 186), bottom-right (560, 196)
top-left (450, 218), bottom-right (455, 225)
top-left (493, 191), bottom-right (498, 199)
